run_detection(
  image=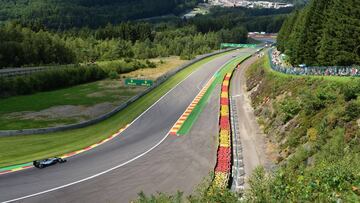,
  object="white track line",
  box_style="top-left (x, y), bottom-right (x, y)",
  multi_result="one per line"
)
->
top-left (2, 51), bottom-right (242, 203)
